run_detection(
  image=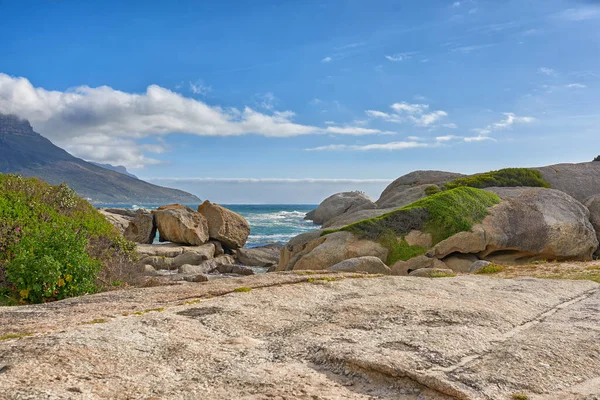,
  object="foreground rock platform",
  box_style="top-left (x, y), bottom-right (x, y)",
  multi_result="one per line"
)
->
top-left (0, 274), bottom-right (599, 399)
